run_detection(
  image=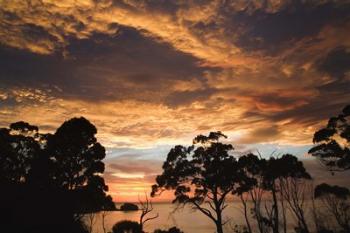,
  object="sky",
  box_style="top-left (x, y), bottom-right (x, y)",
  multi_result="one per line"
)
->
top-left (0, 0), bottom-right (350, 202)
